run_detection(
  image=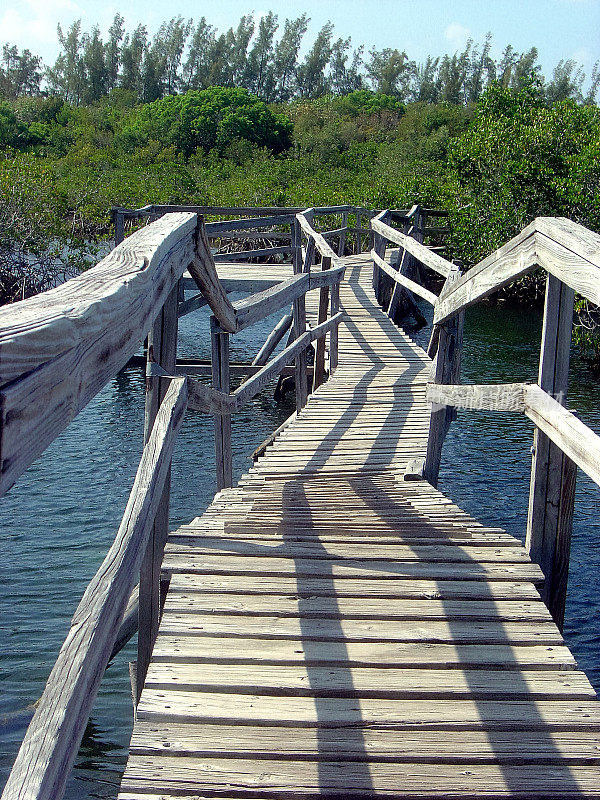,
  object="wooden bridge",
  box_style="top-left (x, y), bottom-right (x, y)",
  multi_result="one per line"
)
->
top-left (2, 205), bottom-right (600, 799)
